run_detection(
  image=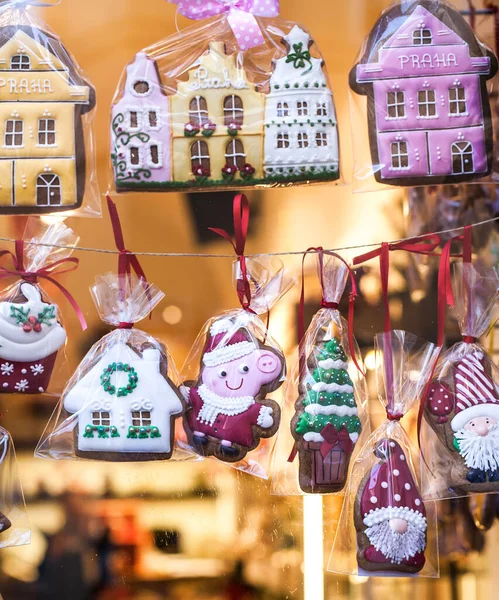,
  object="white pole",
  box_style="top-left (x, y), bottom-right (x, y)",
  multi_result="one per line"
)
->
top-left (303, 495), bottom-right (324, 600)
